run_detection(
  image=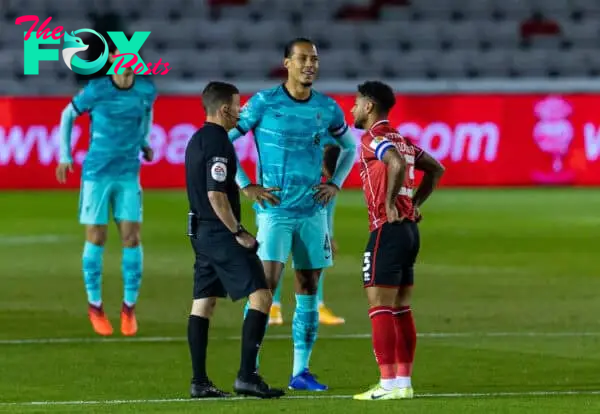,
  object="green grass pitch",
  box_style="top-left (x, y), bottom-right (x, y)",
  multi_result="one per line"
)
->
top-left (1, 188), bottom-right (600, 413)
